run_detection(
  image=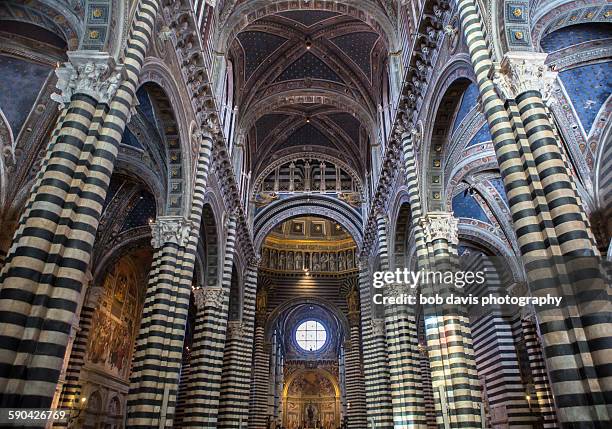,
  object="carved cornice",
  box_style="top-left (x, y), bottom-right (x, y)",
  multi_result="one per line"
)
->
top-left (51, 51), bottom-right (124, 107)
top-left (150, 216), bottom-right (193, 249)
